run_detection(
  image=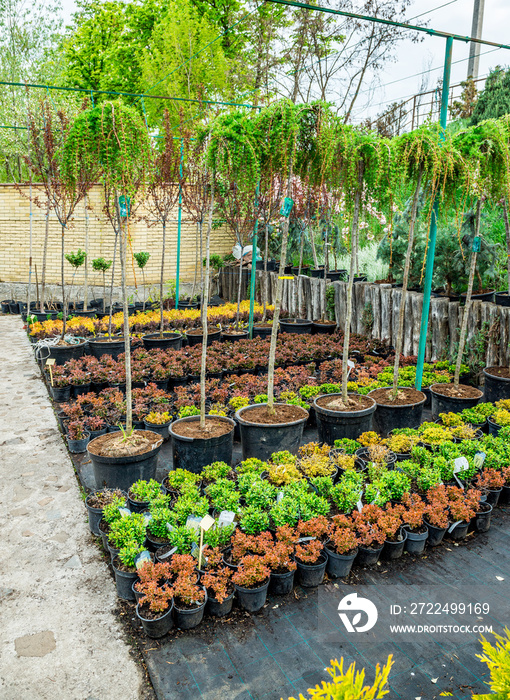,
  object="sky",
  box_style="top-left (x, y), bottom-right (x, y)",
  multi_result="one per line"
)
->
top-left (58, 0), bottom-right (510, 122)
